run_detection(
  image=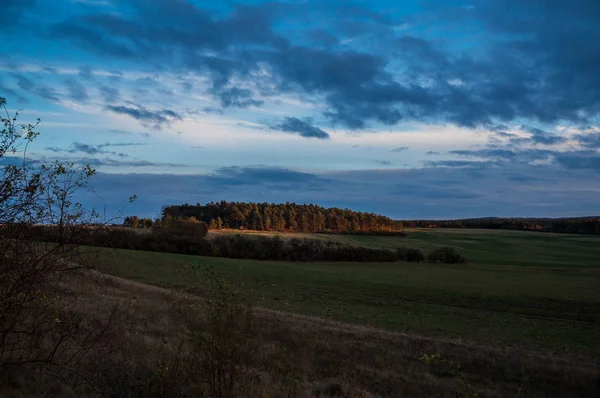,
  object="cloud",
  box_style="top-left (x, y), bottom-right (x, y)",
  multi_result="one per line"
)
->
top-left (554, 152), bottom-right (600, 171)
top-left (21, 0), bottom-right (600, 130)
top-left (64, 78), bottom-right (90, 102)
top-left (206, 166), bottom-right (328, 190)
top-left (426, 151), bottom-right (440, 155)
top-left (50, 21), bottom-right (138, 59)
top-left (438, 142), bottom-right (600, 171)
top-left (271, 117), bottom-right (330, 139)
top-left (450, 149), bottom-right (516, 160)
top-left (424, 160), bottom-right (496, 168)
top-left (46, 142), bottom-right (146, 157)
top-left (79, 66), bottom-right (95, 81)
top-left (575, 131), bottom-right (600, 149)
top-left (11, 73), bottom-right (61, 102)
top-left (82, 158), bottom-right (188, 168)
top-left (98, 85), bottom-right (120, 102)
top-left (104, 104), bottom-right (182, 128)
top-left (390, 147), bottom-right (408, 152)
top-left (214, 87), bottom-right (263, 108)
top-left (519, 127), bottom-right (568, 146)
top-left (71, 142), bottom-right (105, 155)
top-left (0, 78), bottom-right (18, 98)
